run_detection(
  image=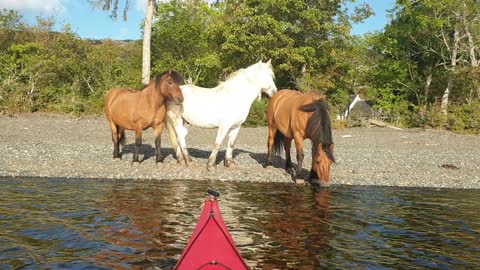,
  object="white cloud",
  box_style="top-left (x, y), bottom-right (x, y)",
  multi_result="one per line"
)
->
top-left (0, 0), bottom-right (66, 15)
